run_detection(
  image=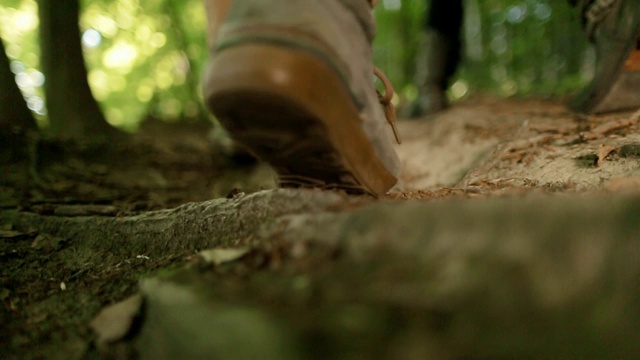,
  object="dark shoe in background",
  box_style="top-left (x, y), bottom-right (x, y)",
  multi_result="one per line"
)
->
top-left (404, 30), bottom-right (457, 118)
